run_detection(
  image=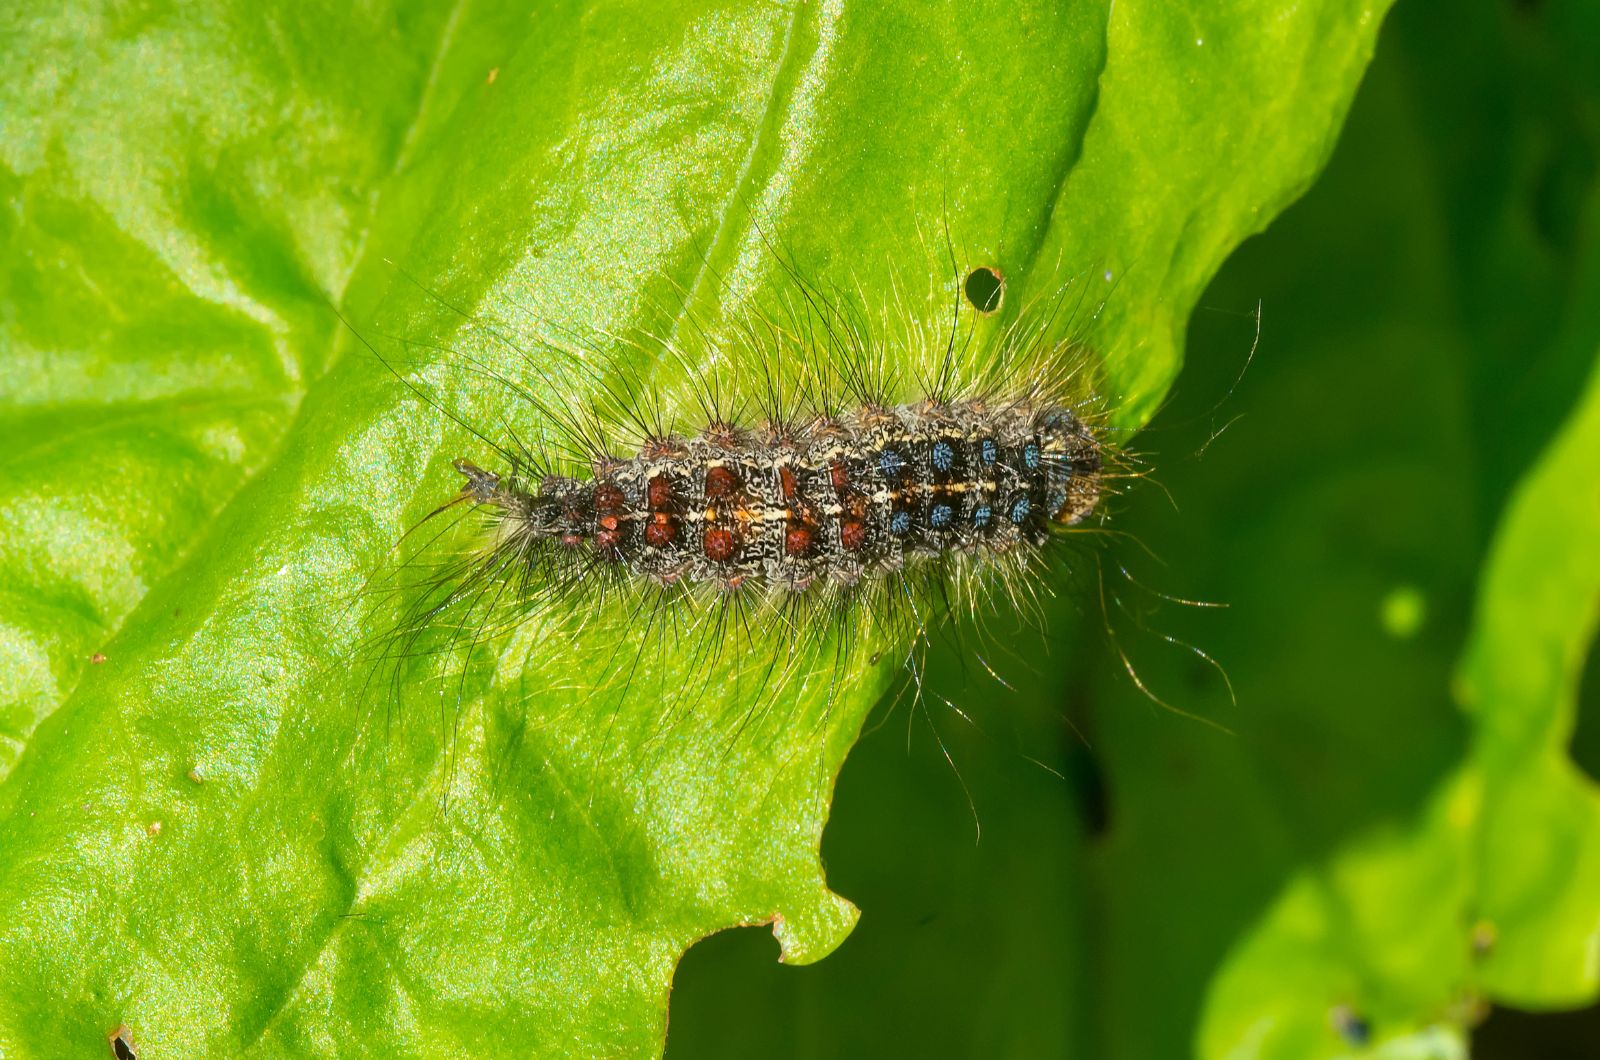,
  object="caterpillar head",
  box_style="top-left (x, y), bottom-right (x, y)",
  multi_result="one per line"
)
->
top-left (1036, 409), bottom-right (1103, 527)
